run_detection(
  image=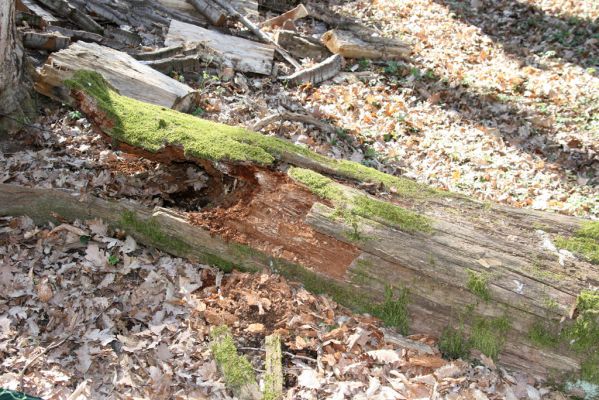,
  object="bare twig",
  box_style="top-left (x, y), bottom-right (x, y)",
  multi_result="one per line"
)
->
top-left (251, 111), bottom-right (336, 134)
